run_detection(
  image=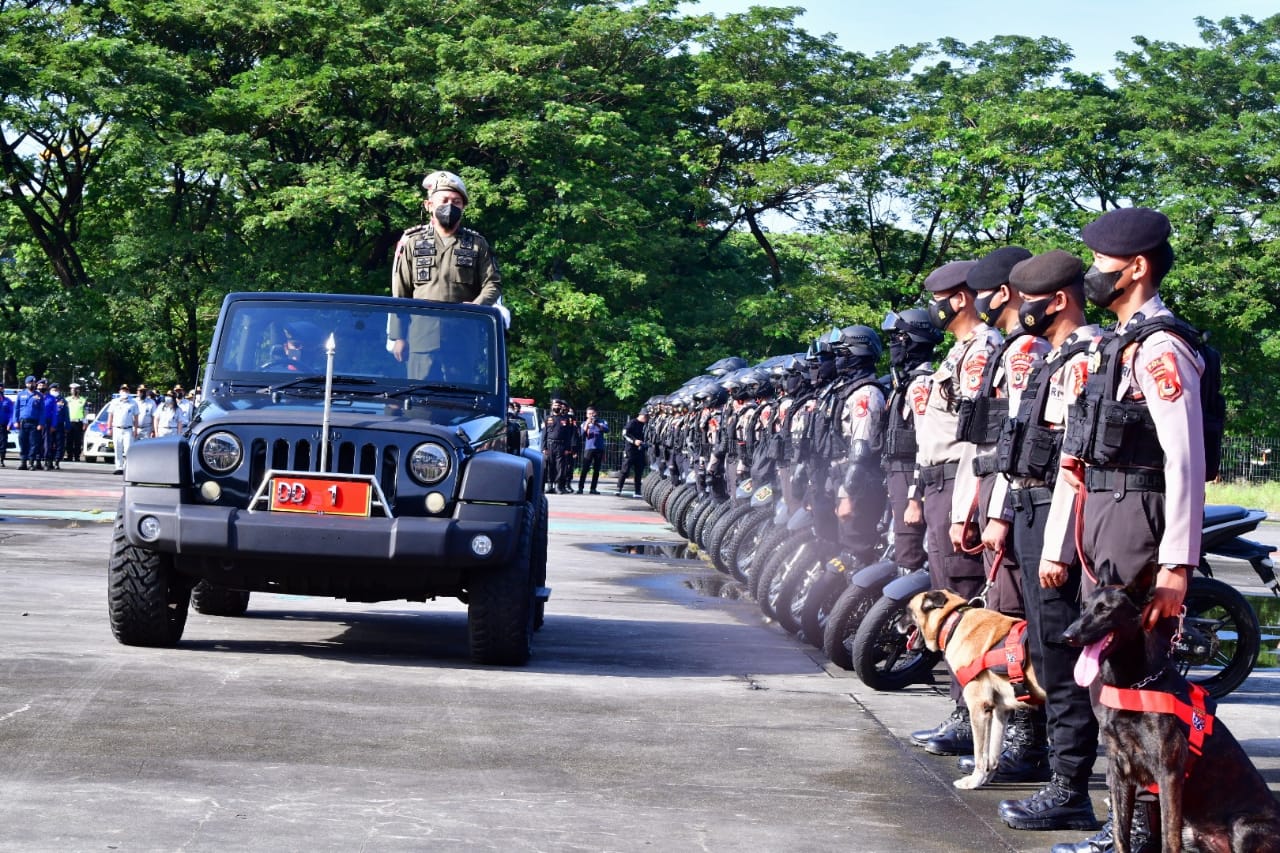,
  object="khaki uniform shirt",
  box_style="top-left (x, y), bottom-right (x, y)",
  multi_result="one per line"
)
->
top-left (1110, 294), bottom-right (1205, 566)
top-left (388, 223), bottom-right (502, 350)
top-left (911, 323), bottom-right (1001, 521)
